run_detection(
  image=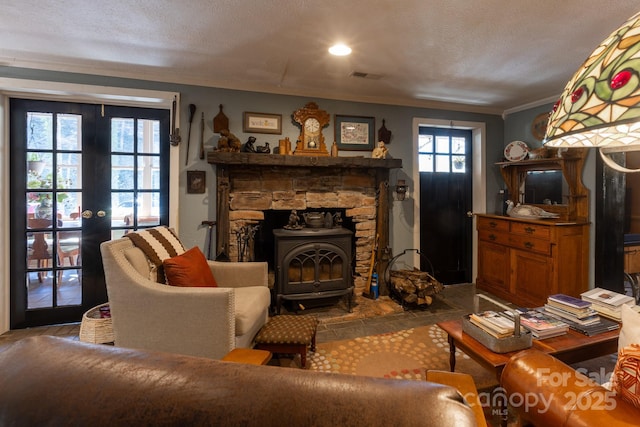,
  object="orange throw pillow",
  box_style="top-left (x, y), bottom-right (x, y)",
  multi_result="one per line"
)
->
top-left (163, 246), bottom-right (218, 287)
